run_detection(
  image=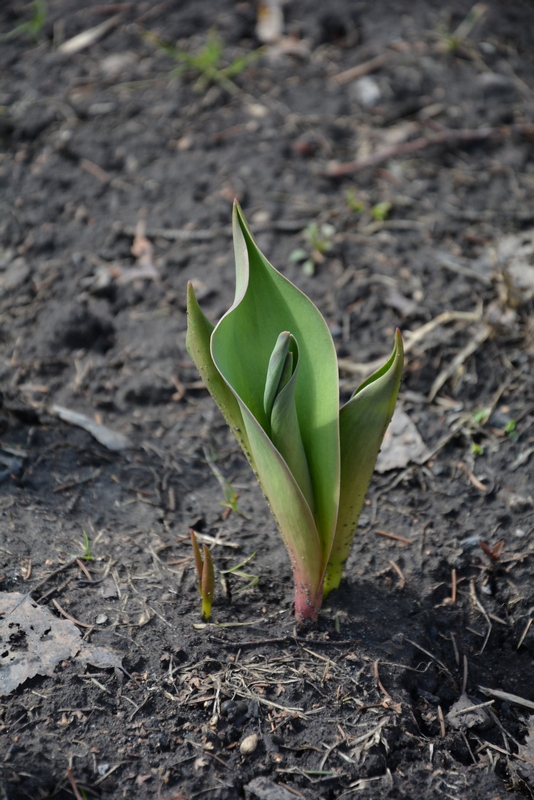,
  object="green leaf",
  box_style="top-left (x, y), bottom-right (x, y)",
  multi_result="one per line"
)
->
top-left (186, 282), bottom-right (256, 471)
top-left (264, 331), bottom-right (292, 419)
top-left (323, 330), bottom-right (403, 597)
top-left (270, 336), bottom-right (314, 513)
top-left (212, 202), bottom-right (340, 555)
